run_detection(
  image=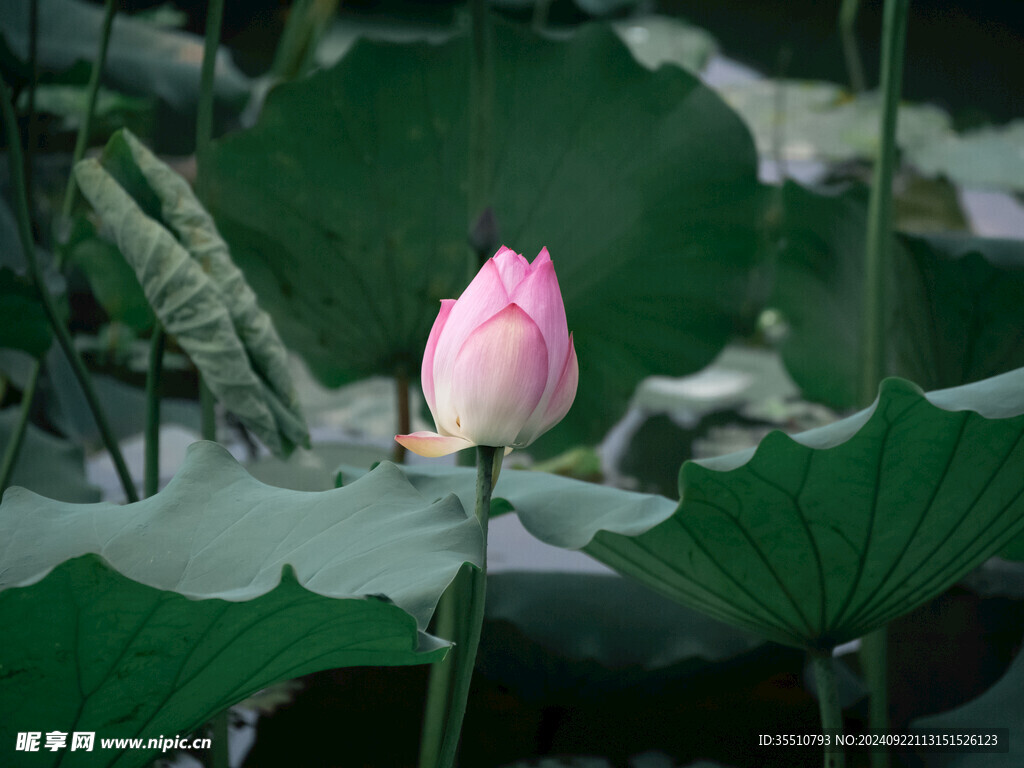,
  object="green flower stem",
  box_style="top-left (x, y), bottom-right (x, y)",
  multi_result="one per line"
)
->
top-left (418, 571), bottom-right (463, 768)
top-left (811, 650), bottom-right (846, 768)
top-left (0, 359), bottom-right (41, 495)
top-left (1, 78), bottom-right (139, 504)
top-left (144, 325), bottom-right (166, 498)
top-left (59, 0), bottom-right (118, 233)
top-left (435, 444), bottom-right (498, 768)
top-left (196, 0), bottom-right (226, 166)
top-left (859, 4), bottom-right (908, 766)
